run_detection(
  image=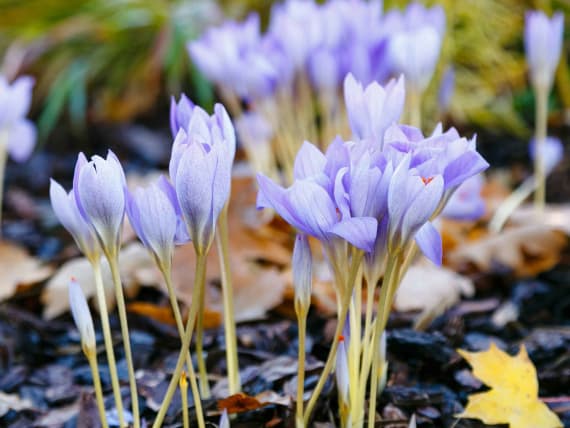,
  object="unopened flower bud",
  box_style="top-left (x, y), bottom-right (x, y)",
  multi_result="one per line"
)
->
top-left (219, 409), bottom-right (230, 428)
top-left (292, 234), bottom-right (312, 313)
top-left (336, 337), bottom-right (350, 405)
top-left (68, 278), bottom-right (96, 355)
